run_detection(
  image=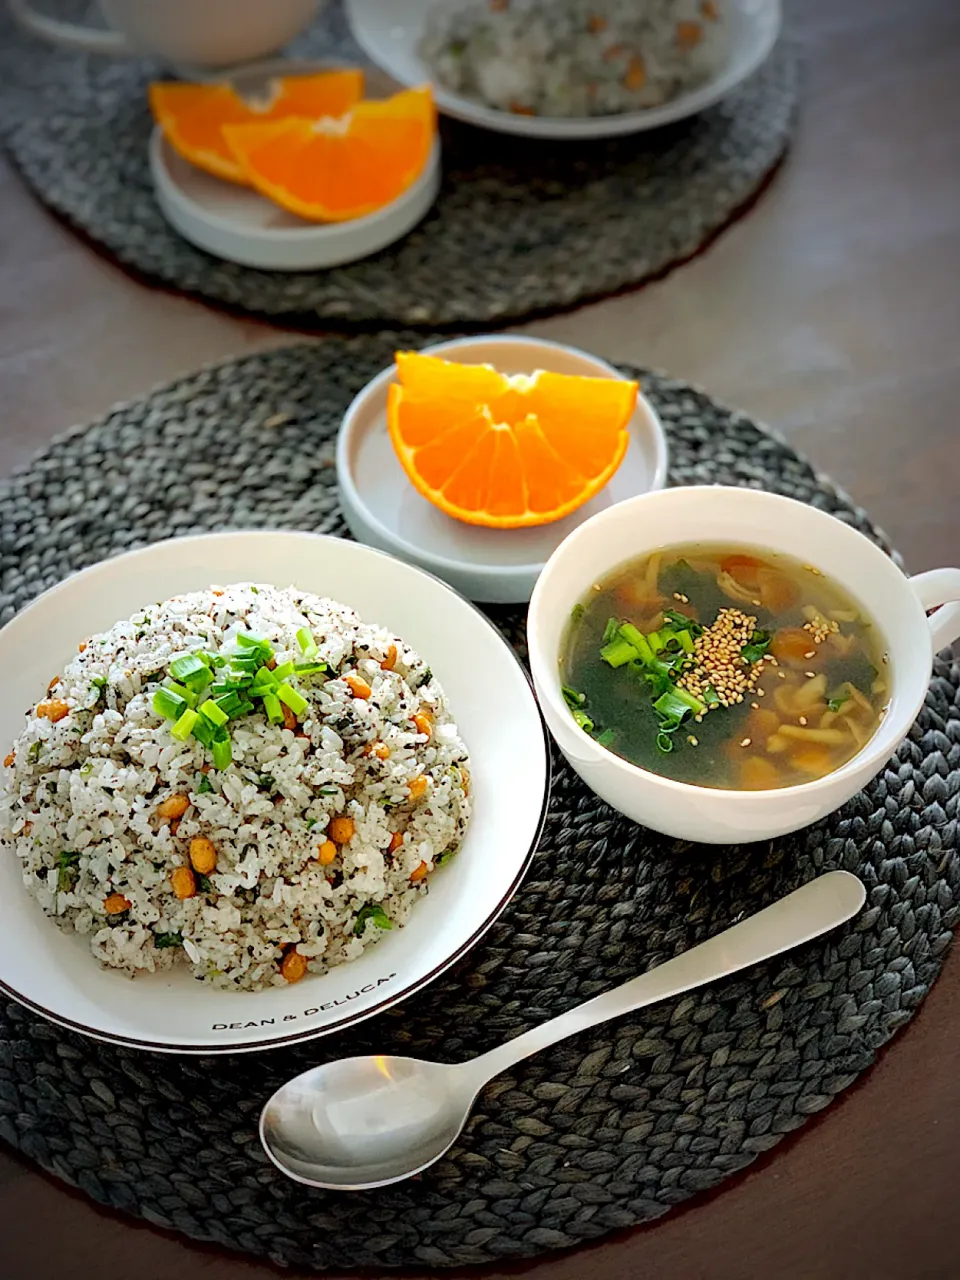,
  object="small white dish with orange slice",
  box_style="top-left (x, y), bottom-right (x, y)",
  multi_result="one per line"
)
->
top-left (337, 336), bottom-right (669, 604)
top-left (148, 63), bottom-right (440, 270)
